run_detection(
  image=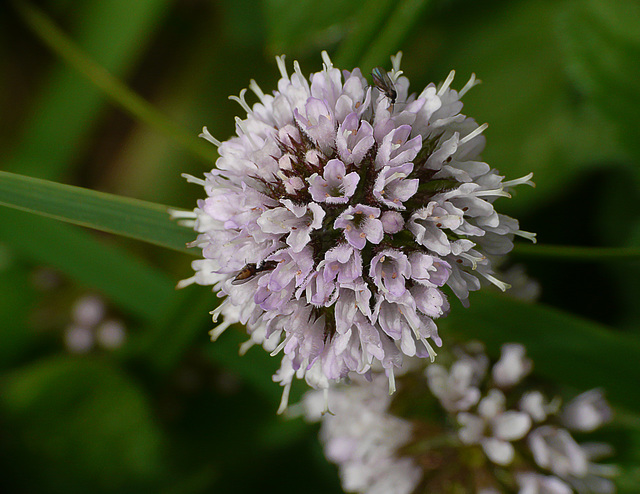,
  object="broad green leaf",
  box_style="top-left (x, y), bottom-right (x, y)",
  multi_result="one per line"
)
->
top-left (444, 292), bottom-right (640, 412)
top-left (0, 171), bottom-right (194, 255)
top-left (0, 356), bottom-right (164, 492)
top-left (0, 209), bottom-right (176, 322)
